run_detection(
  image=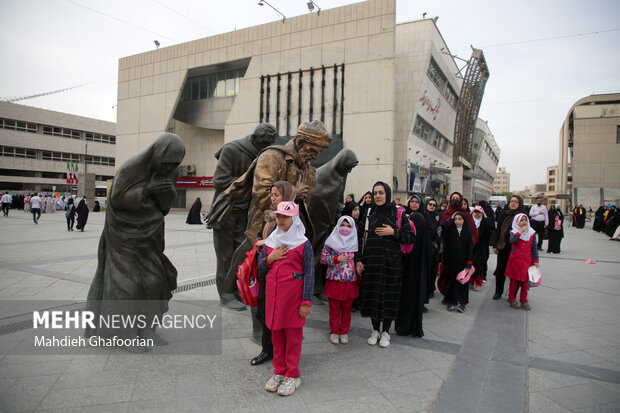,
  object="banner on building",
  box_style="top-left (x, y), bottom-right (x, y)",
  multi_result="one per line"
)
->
top-left (176, 177), bottom-right (214, 189)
